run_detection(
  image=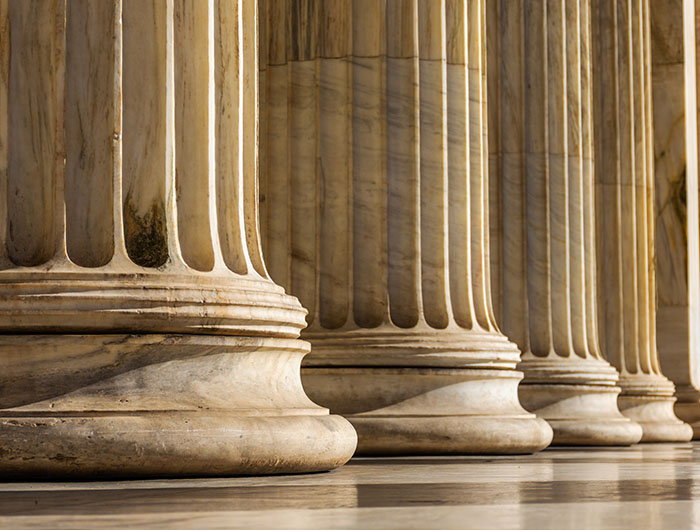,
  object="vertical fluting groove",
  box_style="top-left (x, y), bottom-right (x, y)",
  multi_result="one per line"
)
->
top-left (122, 0), bottom-right (170, 268)
top-left (162, 0), bottom-right (183, 269)
top-left (215, 0), bottom-right (248, 276)
top-left (547, 0), bottom-right (575, 357)
top-left (500, 0), bottom-right (529, 346)
top-left (486, 0), bottom-right (502, 325)
top-left (466, 0), bottom-right (484, 329)
top-left (289, 9), bottom-right (319, 321)
top-left (241, 0), bottom-right (267, 278)
top-left (592, 0), bottom-right (624, 370)
top-left (633, 0), bottom-right (651, 374)
top-left (637, 0), bottom-right (650, 373)
top-left (447, 0), bottom-right (477, 330)
top-left (643, 0), bottom-right (661, 375)
top-left (318, 0), bottom-right (351, 329)
top-left (566, 0), bottom-right (588, 358)
top-left (0, 0), bottom-right (8, 265)
top-left (621, 0), bottom-right (640, 372)
top-left (174, 0), bottom-right (215, 272)
top-left (111, 0), bottom-right (127, 262)
top-left (386, 0), bottom-right (421, 329)
top-left (468, 0), bottom-right (493, 330)
top-left (205, 0), bottom-right (225, 273)
top-left (7, 1), bottom-right (65, 267)
top-left (631, 0), bottom-right (646, 373)
top-left (258, 0), bottom-right (269, 264)
top-left (617, 0), bottom-right (631, 370)
top-left (640, 0), bottom-right (661, 375)
top-left (524, 0), bottom-right (554, 356)
top-left (51, 1), bottom-right (68, 264)
top-left (352, 0), bottom-right (387, 328)
top-left (262, 2), bottom-right (291, 287)
top-left (419, 0), bottom-right (451, 329)
top-left (479, 0), bottom-right (499, 330)
top-left (581, 0), bottom-right (601, 359)
top-left (65, 1), bottom-right (115, 267)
